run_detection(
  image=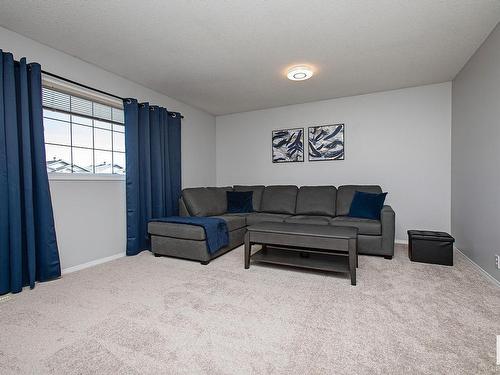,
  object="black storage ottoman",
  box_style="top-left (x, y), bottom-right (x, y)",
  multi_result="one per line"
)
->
top-left (407, 230), bottom-right (455, 266)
